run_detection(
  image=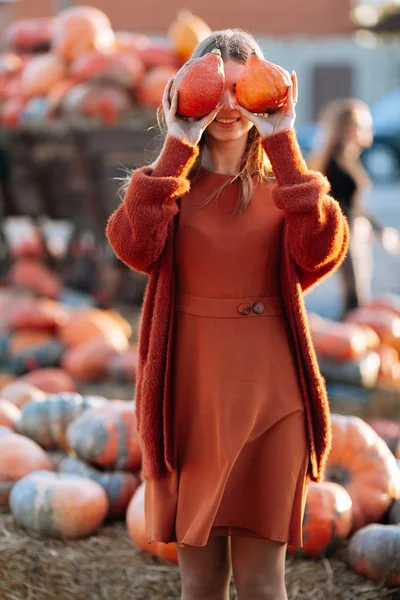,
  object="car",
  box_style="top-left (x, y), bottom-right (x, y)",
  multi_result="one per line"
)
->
top-left (296, 89), bottom-right (400, 183)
